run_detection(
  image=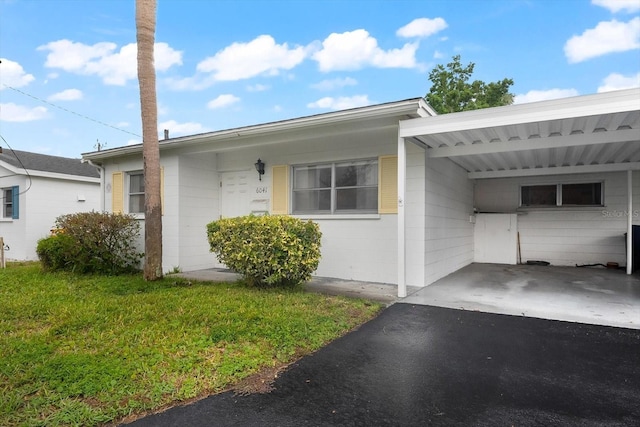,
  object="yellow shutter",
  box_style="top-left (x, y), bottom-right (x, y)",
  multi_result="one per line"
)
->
top-left (378, 155), bottom-right (398, 214)
top-left (112, 172), bottom-right (124, 214)
top-left (160, 167), bottom-right (165, 215)
top-left (271, 165), bottom-right (289, 215)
